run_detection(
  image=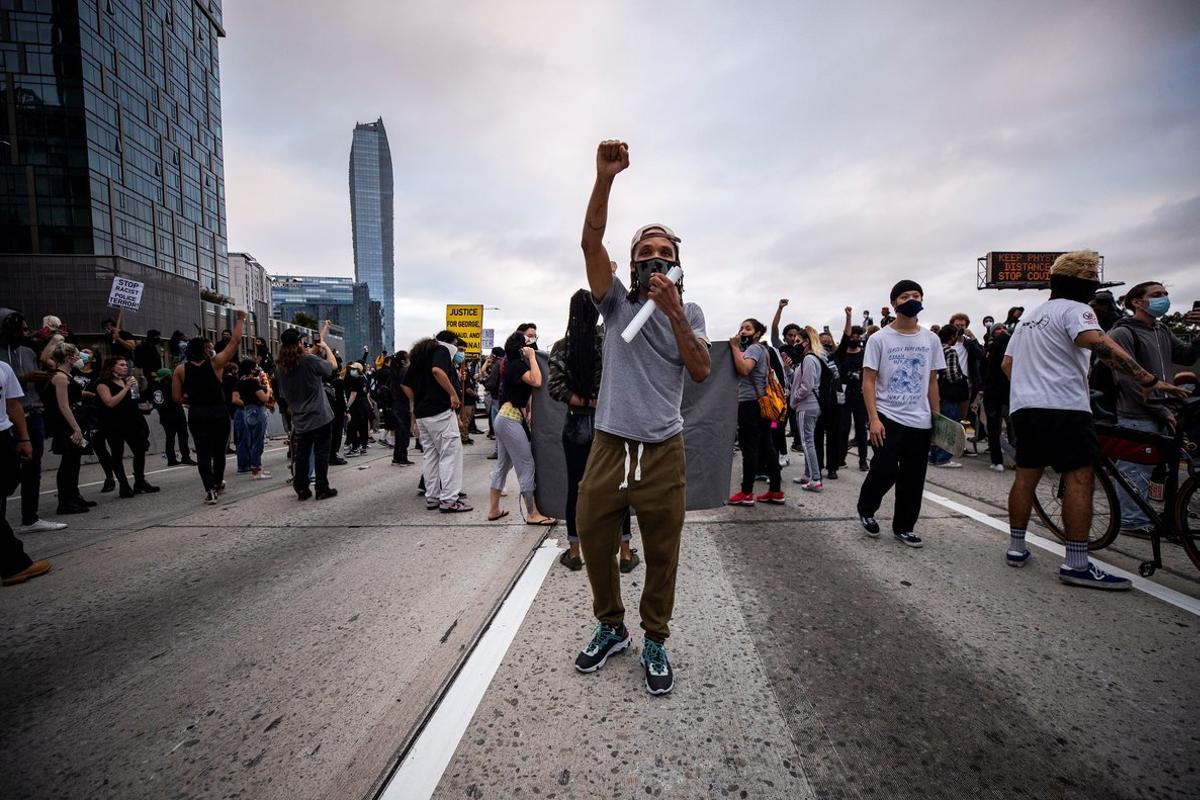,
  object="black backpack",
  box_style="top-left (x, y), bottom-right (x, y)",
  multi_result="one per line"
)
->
top-left (1089, 319), bottom-right (1144, 417)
